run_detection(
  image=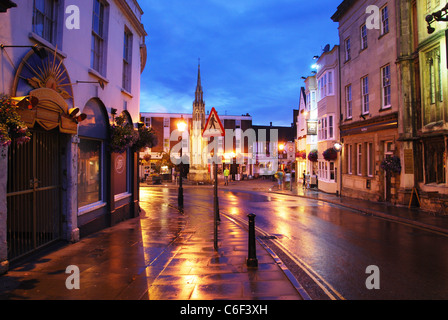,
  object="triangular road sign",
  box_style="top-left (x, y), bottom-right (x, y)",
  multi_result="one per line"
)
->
top-left (202, 107), bottom-right (225, 137)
